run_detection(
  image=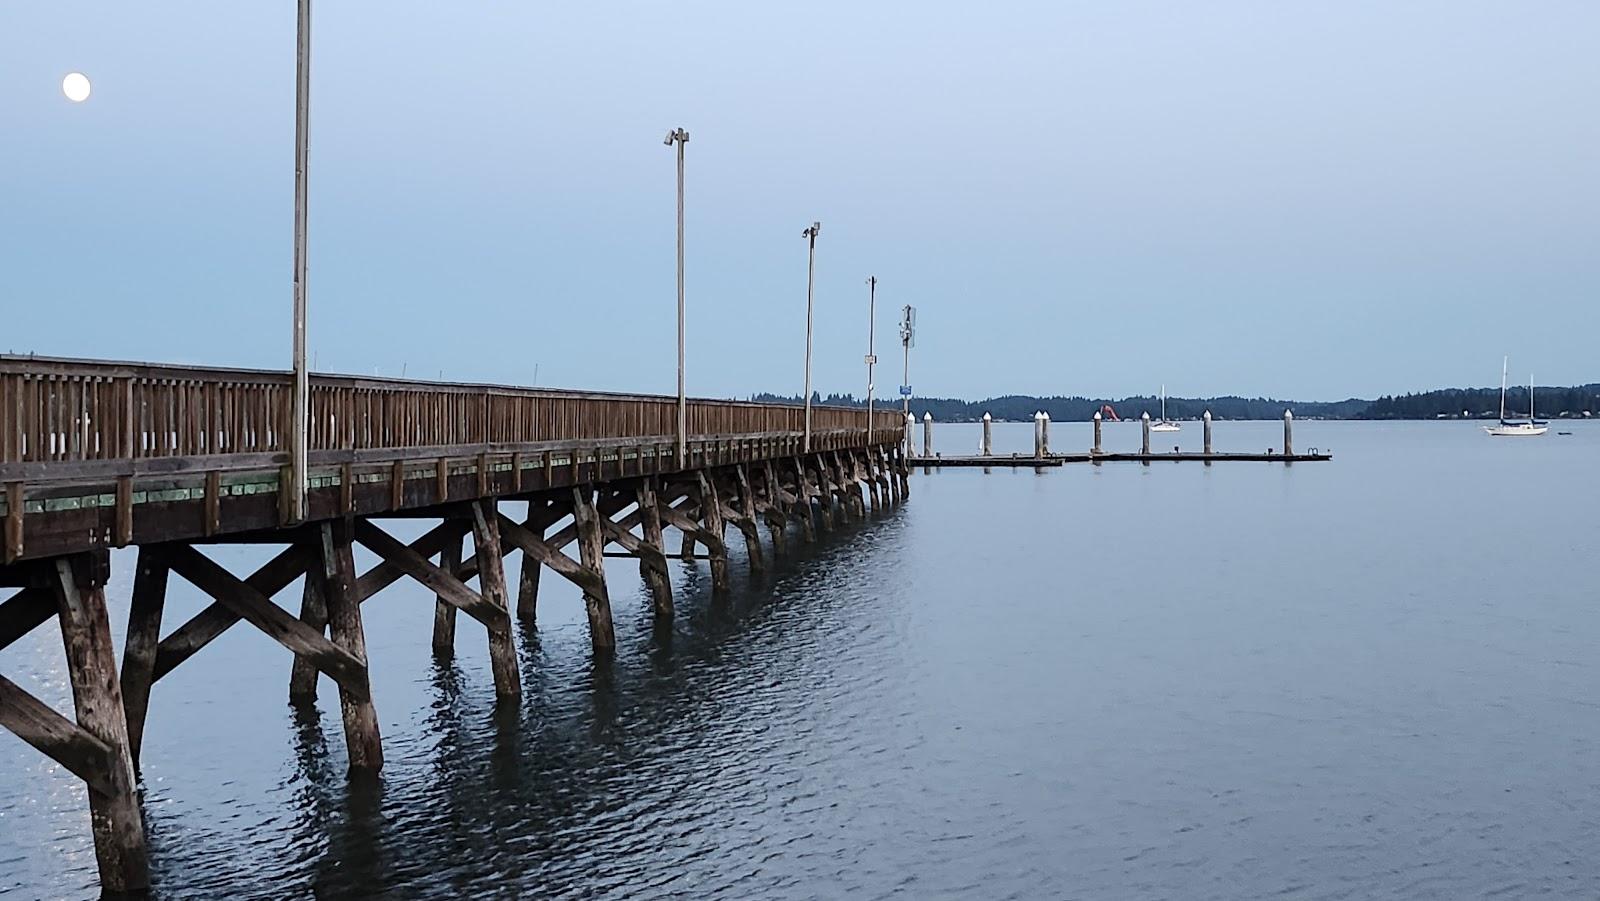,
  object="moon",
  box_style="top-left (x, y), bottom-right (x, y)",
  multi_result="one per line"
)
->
top-left (62, 72), bottom-right (92, 103)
